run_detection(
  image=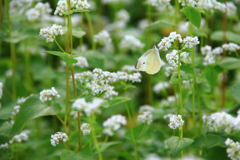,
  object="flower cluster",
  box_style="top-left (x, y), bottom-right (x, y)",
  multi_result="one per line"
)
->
top-left (39, 24), bottom-right (64, 42)
top-left (116, 9), bottom-right (130, 23)
top-left (222, 43), bottom-right (240, 52)
top-left (50, 132), bottom-right (68, 147)
top-left (72, 98), bottom-right (104, 116)
top-left (54, 0), bottom-right (90, 16)
top-left (178, 0), bottom-right (226, 12)
top-left (9, 130), bottom-right (29, 144)
top-left (0, 143), bottom-right (8, 149)
top-left (202, 111), bottom-right (235, 133)
top-left (225, 138), bottom-right (240, 160)
top-left (103, 115), bottom-right (127, 136)
top-left (39, 87), bottom-right (60, 102)
top-left (119, 35), bottom-right (145, 51)
top-left (26, 2), bottom-right (52, 21)
top-left (157, 32), bottom-right (199, 52)
top-left (166, 50), bottom-right (190, 68)
top-left (121, 65), bottom-right (139, 72)
top-left (137, 105), bottom-right (154, 124)
top-left (81, 123), bottom-right (91, 135)
top-left (73, 68), bottom-right (141, 99)
top-left (73, 56), bottom-right (89, 68)
top-left (153, 81), bottom-right (170, 94)
top-left (9, 0), bottom-right (34, 15)
top-left (11, 105), bottom-right (20, 116)
top-left (226, 2), bottom-right (237, 17)
top-left (167, 115), bottom-right (184, 129)
top-left (94, 30), bottom-right (112, 46)
top-left (146, 0), bottom-right (171, 7)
